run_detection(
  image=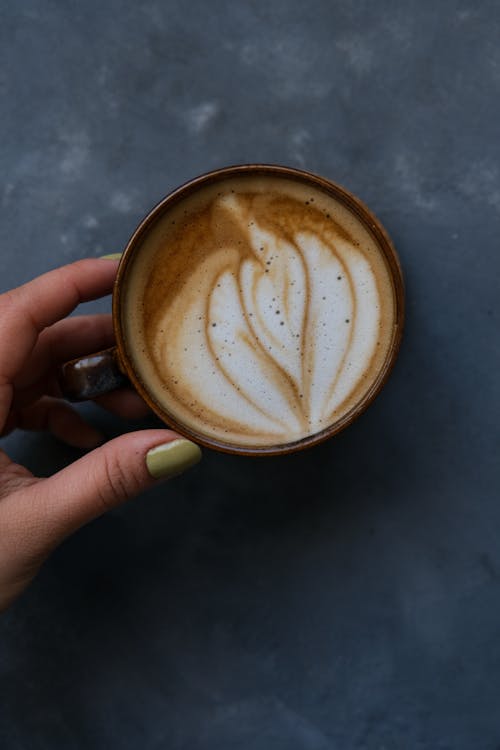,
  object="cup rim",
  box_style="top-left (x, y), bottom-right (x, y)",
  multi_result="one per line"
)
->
top-left (113, 163), bottom-right (405, 456)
